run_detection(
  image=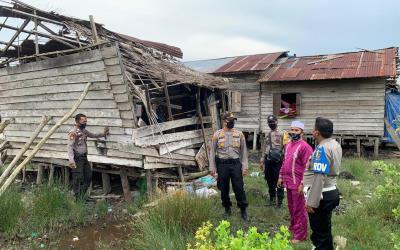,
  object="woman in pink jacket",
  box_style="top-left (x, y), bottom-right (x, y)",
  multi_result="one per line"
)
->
top-left (278, 121), bottom-right (313, 244)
